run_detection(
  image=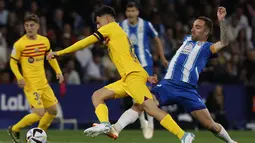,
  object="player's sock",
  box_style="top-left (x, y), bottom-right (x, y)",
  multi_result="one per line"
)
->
top-left (114, 108), bottom-right (139, 133)
top-left (12, 113), bottom-right (41, 132)
top-left (160, 114), bottom-right (185, 140)
top-left (146, 113), bottom-right (154, 128)
top-left (214, 124), bottom-right (234, 143)
top-left (95, 104), bottom-right (109, 123)
top-left (38, 112), bottom-right (56, 131)
top-left (139, 111), bottom-right (146, 128)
